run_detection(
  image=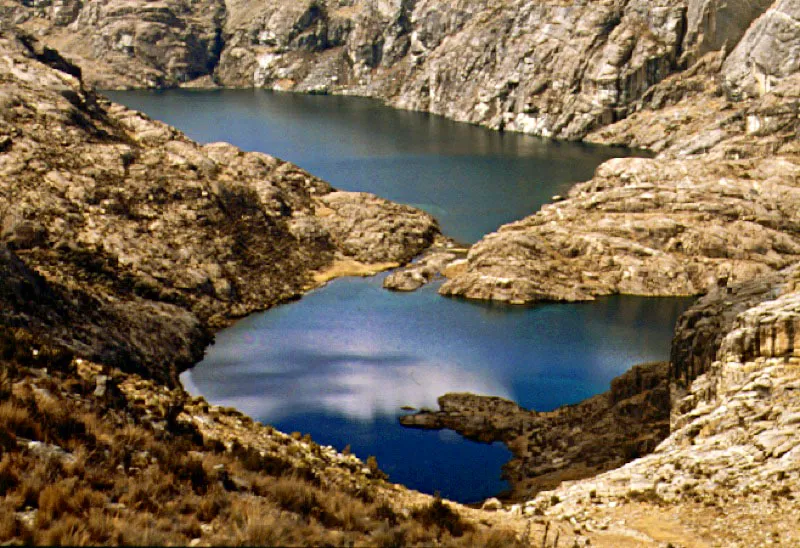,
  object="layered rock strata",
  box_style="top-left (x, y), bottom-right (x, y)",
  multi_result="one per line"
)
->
top-left (518, 268), bottom-right (800, 547)
top-left (0, 32), bottom-right (440, 383)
